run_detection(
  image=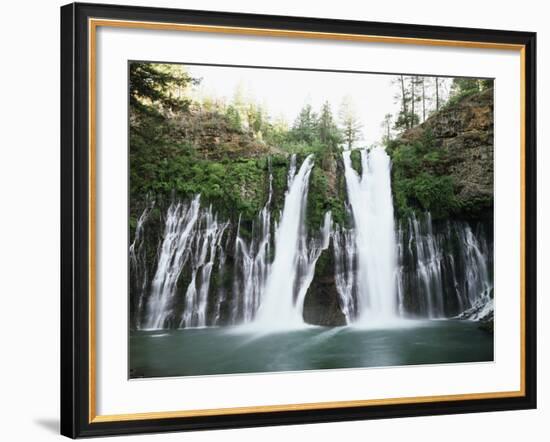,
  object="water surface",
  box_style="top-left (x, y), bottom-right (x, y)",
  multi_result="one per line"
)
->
top-left (129, 320), bottom-right (493, 378)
